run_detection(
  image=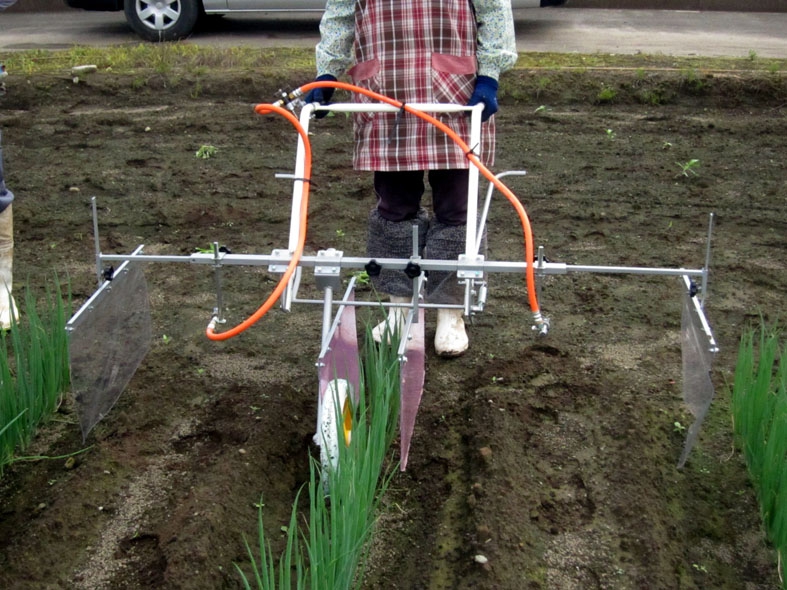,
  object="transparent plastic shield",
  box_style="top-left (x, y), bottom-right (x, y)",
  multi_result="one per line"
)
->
top-left (677, 283), bottom-right (717, 468)
top-left (67, 263), bottom-right (151, 440)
